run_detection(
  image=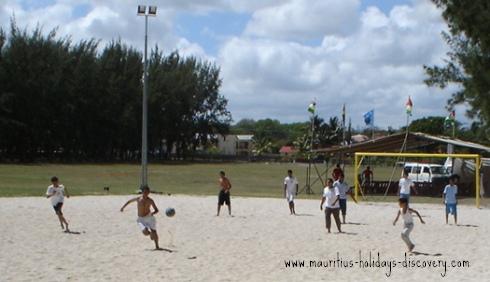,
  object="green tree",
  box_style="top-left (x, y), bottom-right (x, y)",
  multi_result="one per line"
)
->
top-left (424, 0), bottom-right (490, 140)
